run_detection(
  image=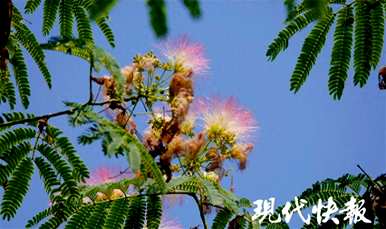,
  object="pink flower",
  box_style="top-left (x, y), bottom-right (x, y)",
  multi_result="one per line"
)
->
top-left (194, 97), bottom-right (258, 143)
top-left (158, 218), bottom-right (183, 229)
top-left (86, 167), bottom-right (131, 185)
top-left (160, 35), bottom-right (209, 75)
